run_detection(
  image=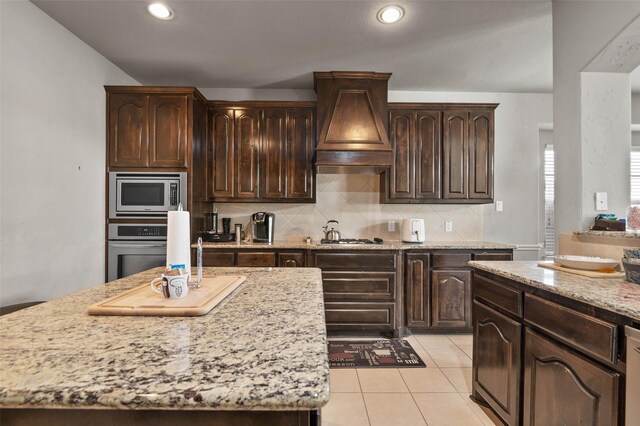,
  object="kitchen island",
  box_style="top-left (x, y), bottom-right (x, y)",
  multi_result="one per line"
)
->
top-left (0, 267), bottom-right (329, 426)
top-left (469, 261), bottom-right (640, 426)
